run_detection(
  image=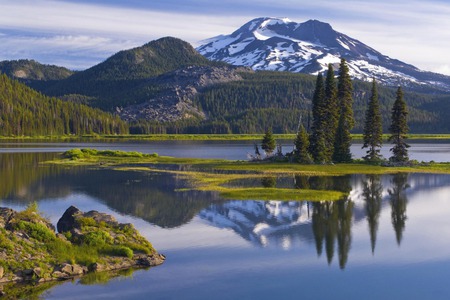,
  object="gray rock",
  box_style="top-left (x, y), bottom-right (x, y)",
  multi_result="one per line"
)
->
top-left (59, 263), bottom-right (73, 274)
top-left (57, 263), bottom-right (84, 276)
top-left (89, 263), bottom-right (106, 272)
top-left (0, 207), bottom-right (15, 229)
top-left (84, 210), bottom-right (118, 226)
top-left (57, 206), bottom-right (81, 233)
top-left (118, 65), bottom-right (247, 122)
top-left (71, 264), bottom-right (84, 275)
top-left (57, 206), bottom-right (119, 233)
top-left (52, 271), bottom-right (69, 280)
top-left (136, 253), bottom-right (166, 267)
